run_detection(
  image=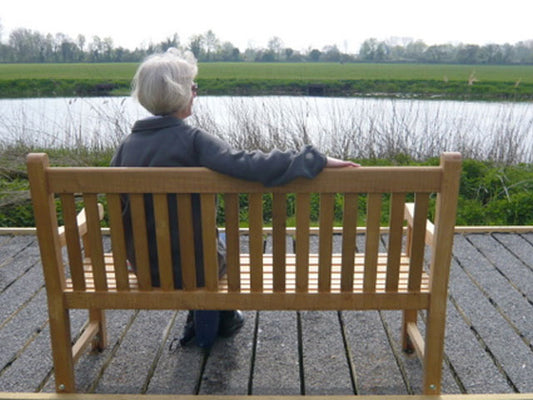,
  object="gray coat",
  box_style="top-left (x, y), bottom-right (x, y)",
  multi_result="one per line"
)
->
top-left (111, 115), bottom-right (327, 287)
